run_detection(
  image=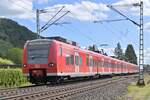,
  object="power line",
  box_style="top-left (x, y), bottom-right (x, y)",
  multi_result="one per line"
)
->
top-left (40, 6), bottom-right (65, 31)
top-left (60, 24), bottom-right (96, 43)
top-left (107, 5), bottom-right (140, 27)
top-left (72, 0), bottom-right (103, 42)
top-left (40, 11), bottom-right (70, 32)
top-left (108, 2), bottom-right (145, 86)
top-left (94, 18), bottom-right (128, 23)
